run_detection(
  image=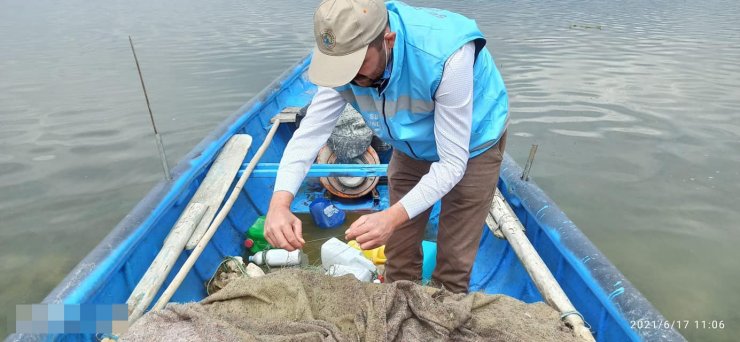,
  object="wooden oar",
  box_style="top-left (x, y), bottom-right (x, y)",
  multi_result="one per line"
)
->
top-left (185, 135), bottom-right (255, 249)
top-left (152, 118), bottom-right (283, 310)
top-left (487, 189), bottom-right (595, 342)
top-left (126, 203), bottom-right (206, 323)
top-left (126, 134), bottom-right (252, 323)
